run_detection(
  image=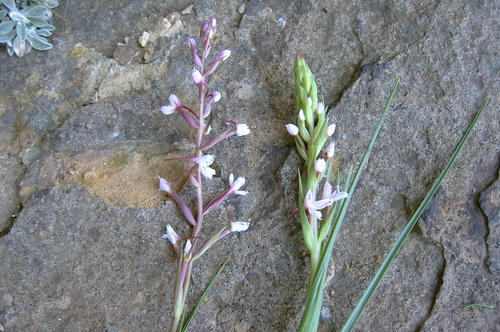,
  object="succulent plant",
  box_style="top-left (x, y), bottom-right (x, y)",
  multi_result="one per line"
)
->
top-left (0, 0), bottom-right (58, 57)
